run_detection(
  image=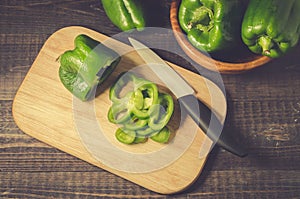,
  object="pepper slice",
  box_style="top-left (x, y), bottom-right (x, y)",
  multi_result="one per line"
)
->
top-left (59, 34), bottom-right (120, 101)
top-left (133, 136), bottom-right (148, 144)
top-left (148, 93), bottom-right (174, 131)
top-left (115, 128), bottom-right (136, 144)
top-left (178, 0), bottom-right (243, 52)
top-left (107, 99), bottom-right (132, 124)
top-left (123, 115), bottom-right (148, 130)
top-left (136, 126), bottom-right (156, 137)
top-left (150, 127), bottom-right (171, 143)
